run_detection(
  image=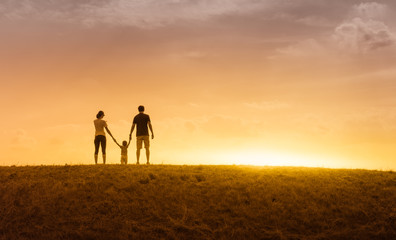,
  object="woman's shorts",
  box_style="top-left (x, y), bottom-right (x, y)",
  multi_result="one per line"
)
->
top-left (94, 135), bottom-right (106, 154)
